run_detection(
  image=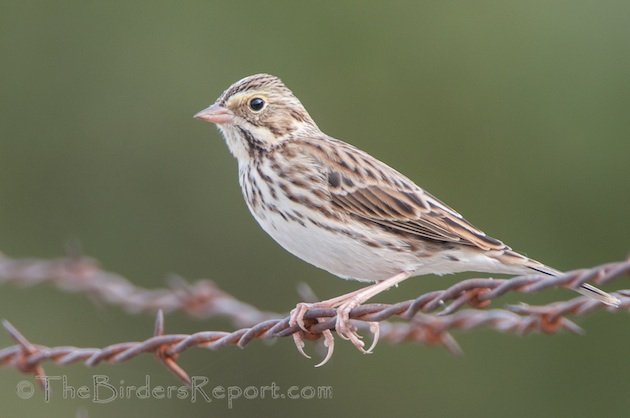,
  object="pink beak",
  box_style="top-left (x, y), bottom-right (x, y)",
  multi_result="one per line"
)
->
top-left (194, 103), bottom-right (235, 125)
